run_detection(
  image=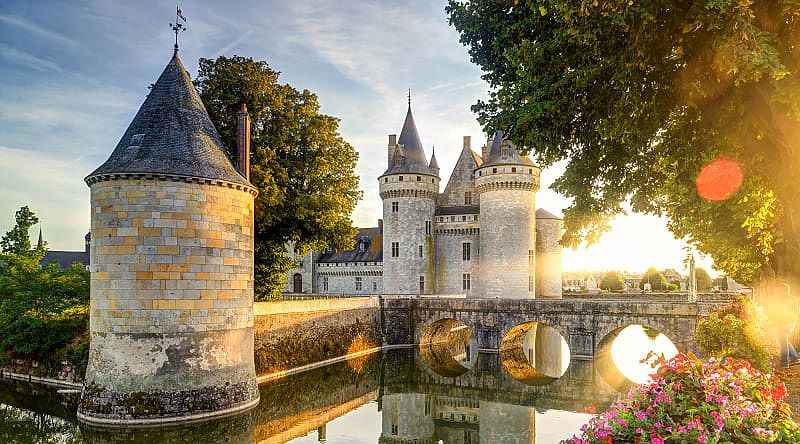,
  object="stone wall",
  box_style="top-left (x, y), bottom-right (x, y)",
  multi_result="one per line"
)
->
top-left (81, 178), bottom-right (258, 421)
top-left (434, 226), bottom-right (479, 296)
top-left (253, 298), bottom-right (382, 375)
top-left (535, 217), bottom-right (563, 298)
